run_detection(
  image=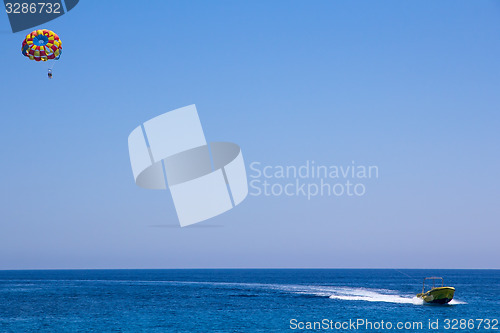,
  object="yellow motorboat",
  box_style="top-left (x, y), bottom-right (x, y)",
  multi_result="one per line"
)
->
top-left (416, 277), bottom-right (455, 304)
